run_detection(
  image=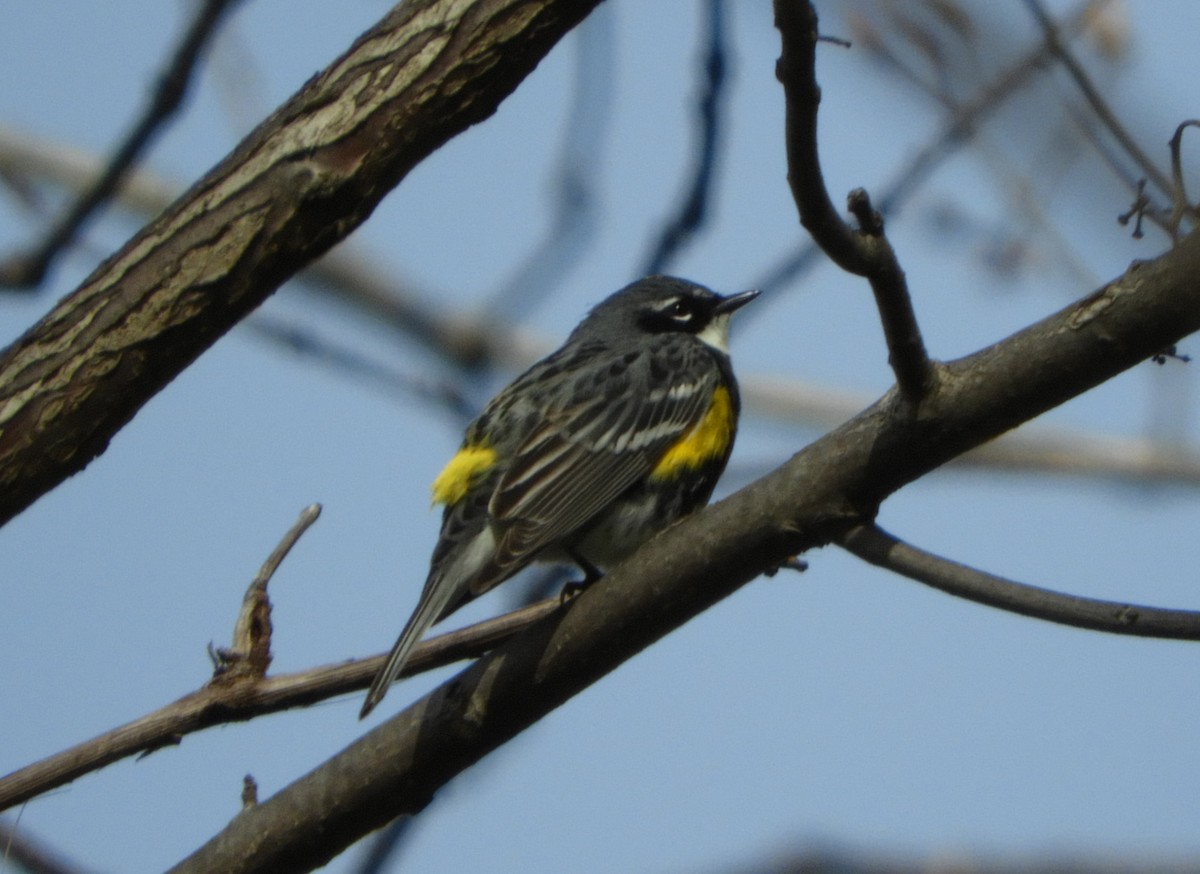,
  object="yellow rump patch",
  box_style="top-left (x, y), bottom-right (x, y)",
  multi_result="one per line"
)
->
top-left (431, 444), bottom-right (498, 506)
top-left (651, 385), bottom-right (734, 480)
